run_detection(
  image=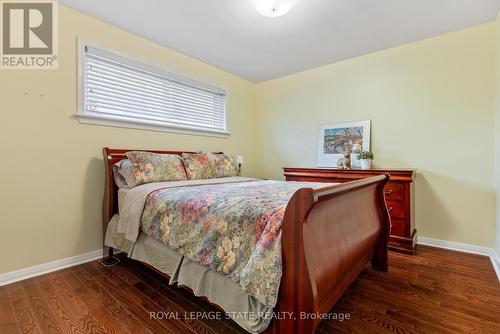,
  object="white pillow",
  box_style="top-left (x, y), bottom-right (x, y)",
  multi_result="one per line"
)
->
top-left (112, 159), bottom-right (139, 188)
